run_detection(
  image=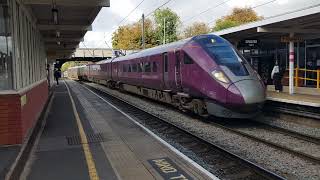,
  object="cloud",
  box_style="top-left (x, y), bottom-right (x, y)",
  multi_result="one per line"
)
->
top-left (82, 0), bottom-right (319, 48)
top-left (109, 0), bottom-right (143, 22)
